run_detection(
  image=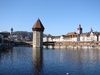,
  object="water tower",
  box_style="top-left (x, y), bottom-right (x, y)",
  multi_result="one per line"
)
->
top-left (32, 19), bottom-right (45, 48)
